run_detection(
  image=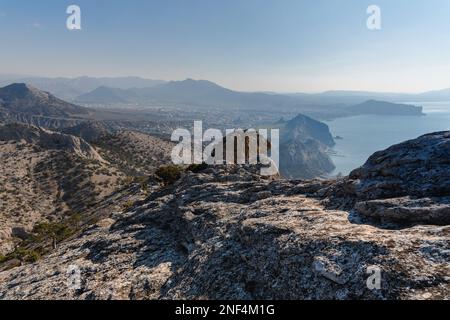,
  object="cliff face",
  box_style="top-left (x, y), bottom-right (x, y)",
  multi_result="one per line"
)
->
top-left (279, 138), bottom-right (335, 179)
top-left (279, 114), bottom-right (335, 179)
top-left (0, 132), bottom-right (448, 300)
top-left (282, 113), bottom-right (335, 147)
